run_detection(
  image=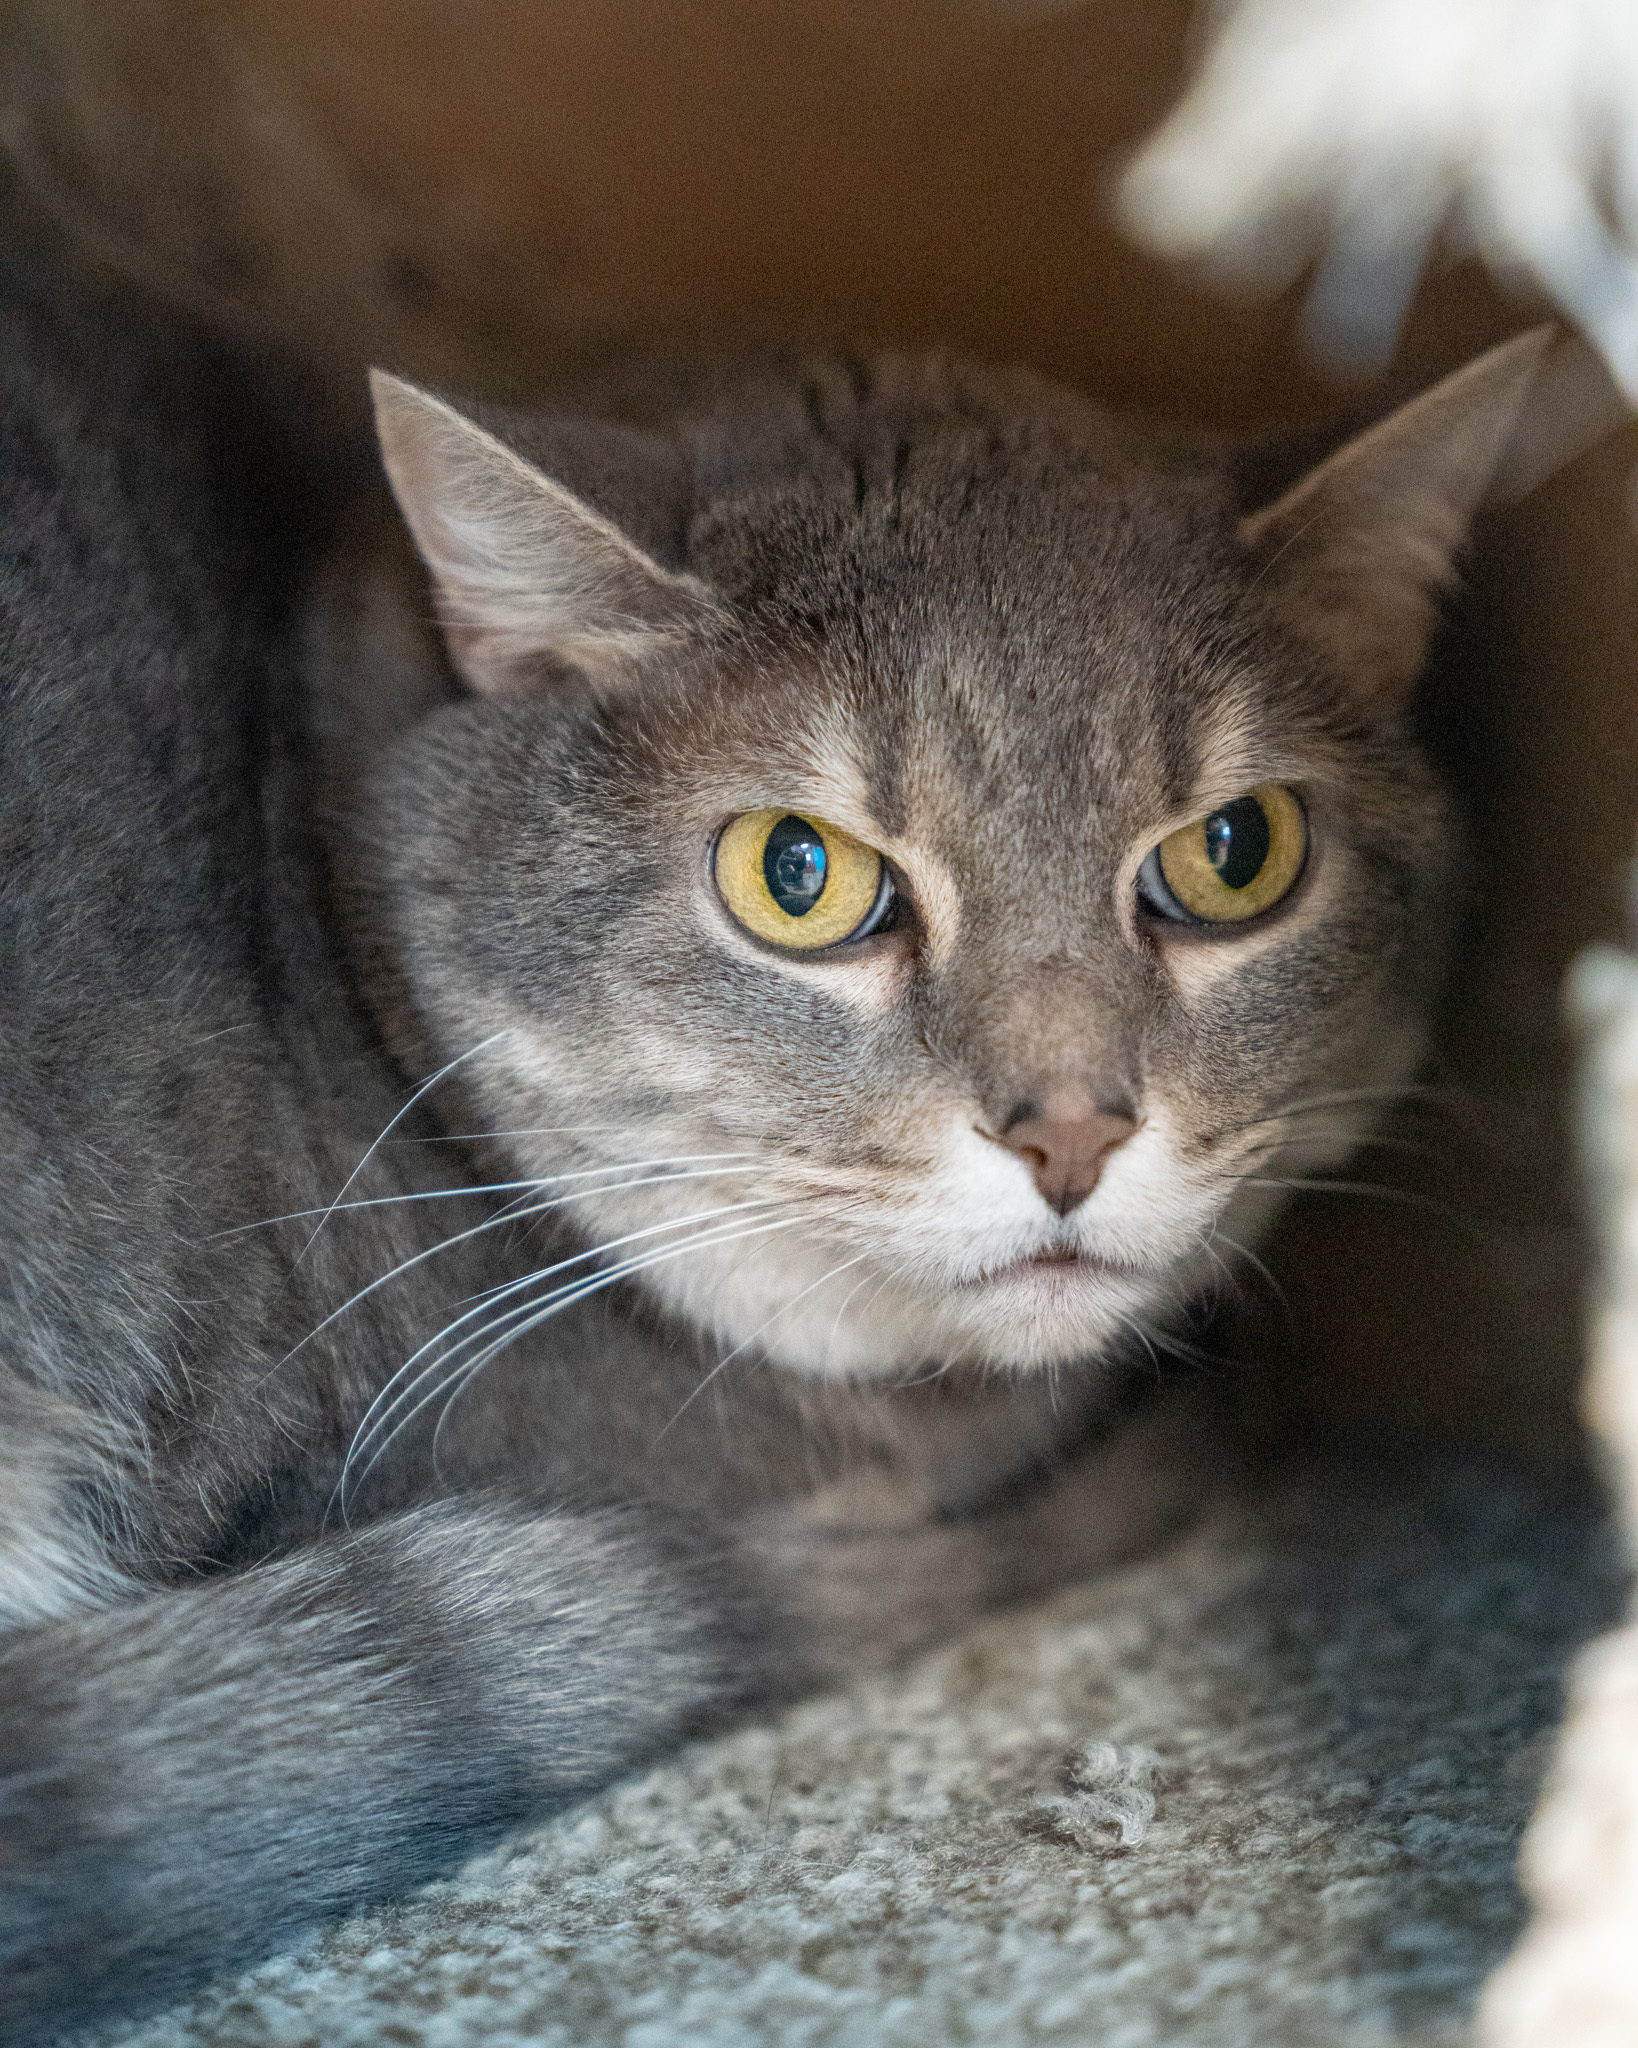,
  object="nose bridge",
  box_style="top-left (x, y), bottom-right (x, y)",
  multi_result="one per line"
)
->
top-left (949, 961), bottom-right (1146, 1217)
top-left (948, 951), bottom-right (1145, 1130)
